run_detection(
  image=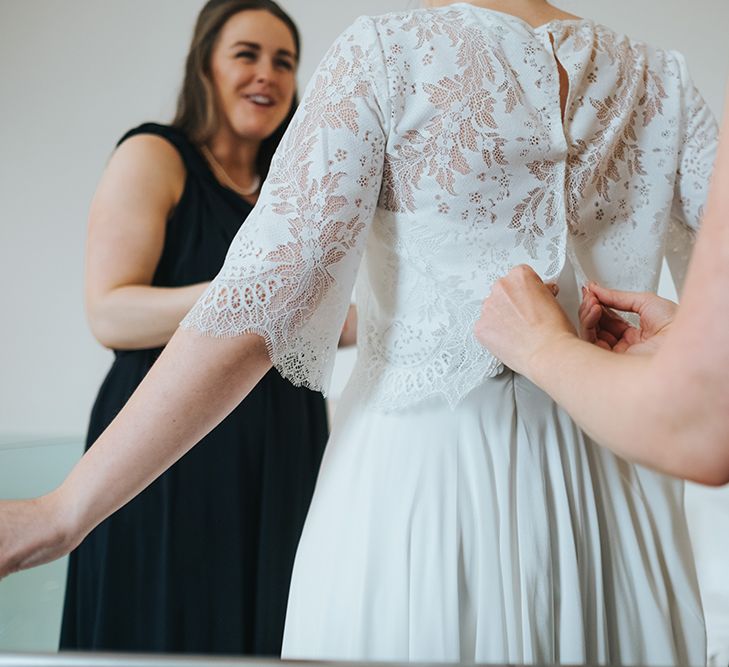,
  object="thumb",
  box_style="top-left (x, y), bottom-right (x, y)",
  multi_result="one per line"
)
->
top-left (587, 283), bottom-right (647, 315)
